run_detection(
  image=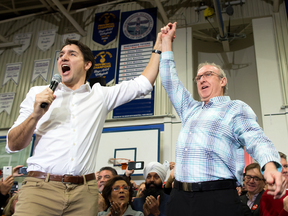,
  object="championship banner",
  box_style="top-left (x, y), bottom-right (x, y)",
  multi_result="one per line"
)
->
top-left (3, 63), bottom-right (22, 86)
top-left (0, 93), bottom-right (15, 115)
top-left (93, 10), bottom-right (120, 46)
top-left (37, 29), bottom-right (57, 51)
top-left (113, 8), bottom-right (157, 119)
top-left (91, 48), bottom-right (117, 86)
top-left (62, 33), bottom-right (81, 44)
top-left (31, 59), bottom-right (50, 83)
top-left (13, 33), bottom-right (32, 55)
